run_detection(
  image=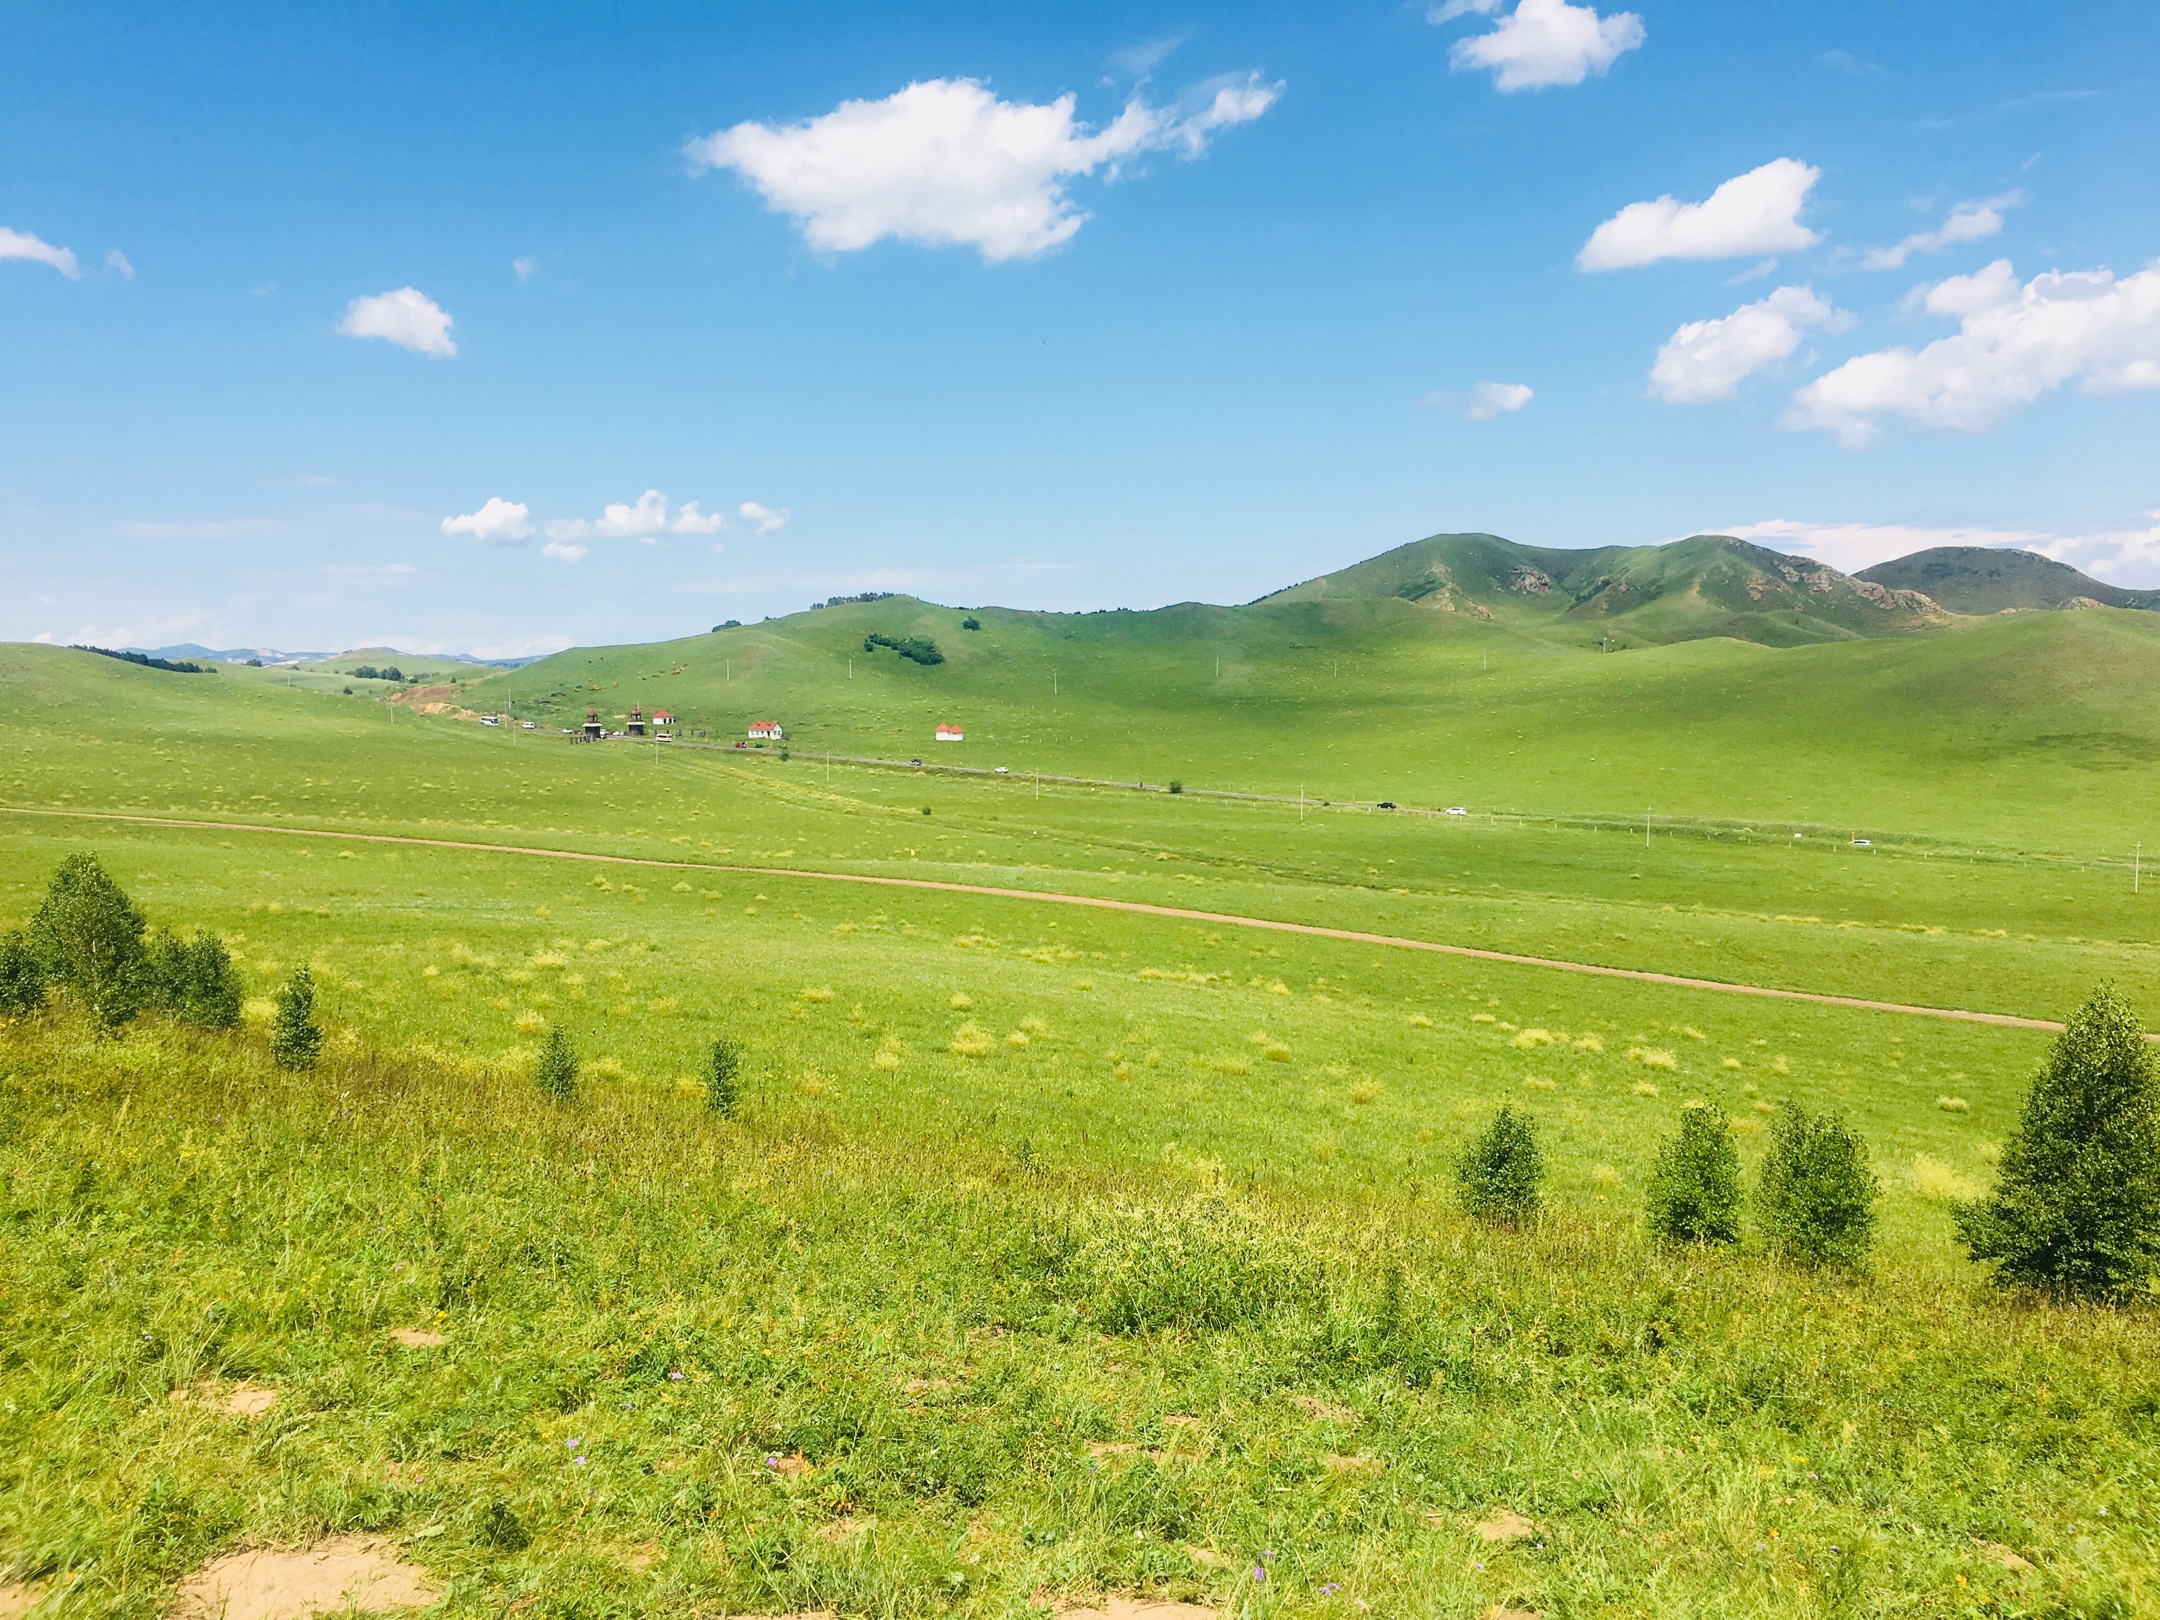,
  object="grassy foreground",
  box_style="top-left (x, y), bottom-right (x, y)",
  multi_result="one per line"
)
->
top-left (5, 1014), bottom-right (2158, 1620)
